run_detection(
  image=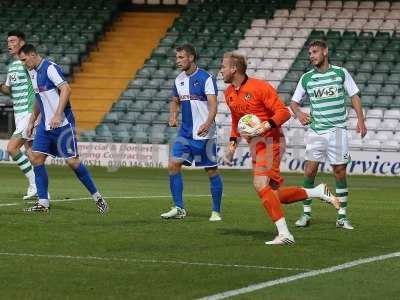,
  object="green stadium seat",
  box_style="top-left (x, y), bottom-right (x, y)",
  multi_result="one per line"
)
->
top-left (131, 131), bottom-right (148, 144)
top-left (358, 61), bottom-right (376, 73)
top-left (167, 69), bottom-right (181, 80)
top-left (358, 31), bottom-right (374, 42)
top-left (361, 95), bottom-right (375, 107)
top-left (149, 131), bottom-right (166, 144)
top-left (79, 130), bottom-right (95, 142)
top-left (129, 100), bottom-right (148, 112)
top-left (380, 84), bottom-right (398, 96)
top-left (355, 73), bottom-right (371, 85)
top-left (112, 100), bottom-right (130, 112)
top-left (120, 89), bottom-right (139, 100)
top-left (387, 73), bottom-right (400, 84)
top-left (136, 67), bottom-right (155, 79)
top-left (136, 89), bottom-right (156, 101)
top-left (375, 32), bottom-right (391, 41)
top-left (342, 31), bottom-right (357, 40)
top-left (336, 40), bottom-right (354, 51)
top-left (379, 52), bottom-right (397, 63)
top-left (113, 131), bottom-right (131, 143)
top-left (120, 112), bottom-right (141, 124)
top-left (363, 84), bottom-right (381, 96)
top-left (368, 73), bottom-right (387, 85)
top-left (374, 62), bottom-right (391, 74)
top-left (144, 58), bottom-right (159, 68)
top-left (347, 51), bottom-right (364, 62)
top-left (375, 96), bottom-right (393, 108)
top-left (155, 90), bottom-right (171, 101)
top-left (278, 81), bottom-right (297, 93)
top-left (136, 112), bottom-right (158, 124)
top-left (147, 101), bottom-right (166, 112)
top-left (128, 78), bottom-right (148, 89)
top-left (363, 51), bottom-right (380, 62)
top-left (343, 61), bottom-right (359, 73)
top-left (103, 112), bottom-right (122, 124)
top-left (326, 30), bottom-right (341, 40)
top-left (132, 124), bottom-right (150, 134)
top-left (153, 112), bottom-right (170, 124)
